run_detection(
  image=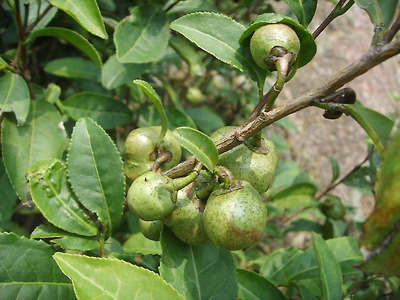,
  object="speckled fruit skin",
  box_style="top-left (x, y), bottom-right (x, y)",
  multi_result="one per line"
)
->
top-left (250, 23), bottom-right (300, 71)
top-left (124, 126), bottom-right (182, 182)
top-left (203, 180), bottom-right (267, 250)
top-left (211, 126), bottom-right (278, 194)
top-left (138, 219), bottom-right (163, 241)
top-left (162, 182), bottom-right (209, 246)
top-left (127, 171), bottom-right (177, 221)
